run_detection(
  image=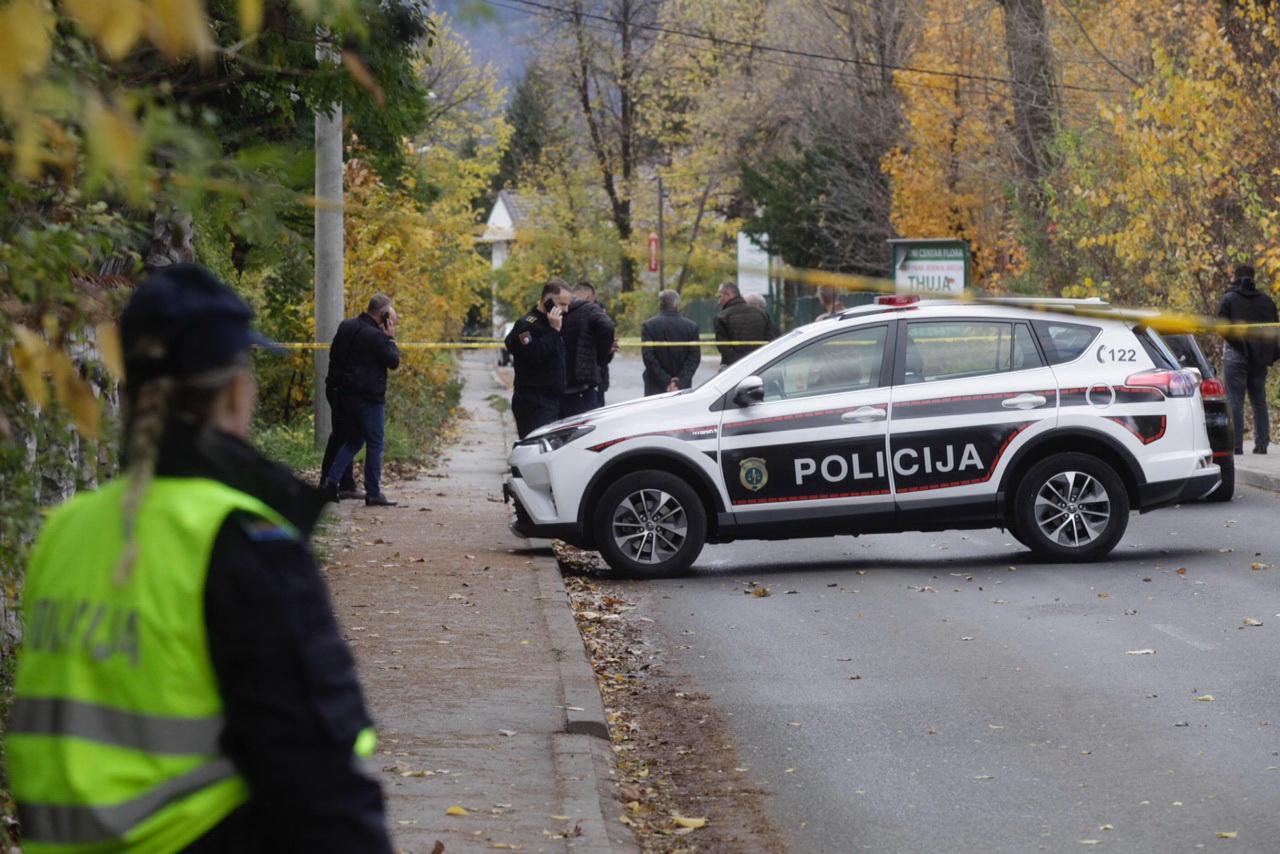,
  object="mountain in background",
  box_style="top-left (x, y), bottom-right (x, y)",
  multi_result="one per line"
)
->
top-left (436, 0), bottom-right (535, 92)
